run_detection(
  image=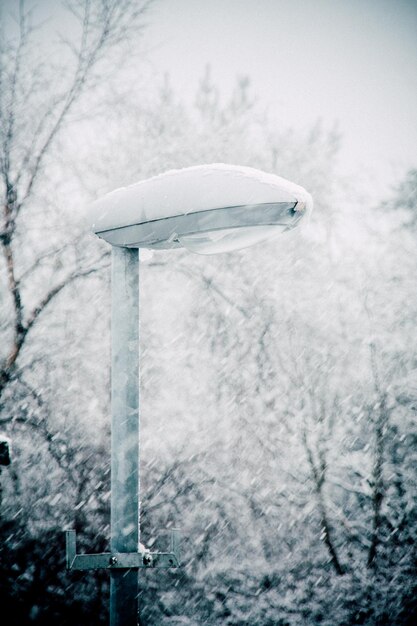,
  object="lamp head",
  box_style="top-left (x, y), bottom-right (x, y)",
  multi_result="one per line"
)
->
top-left (88, 164), bottom-right (312, 255)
